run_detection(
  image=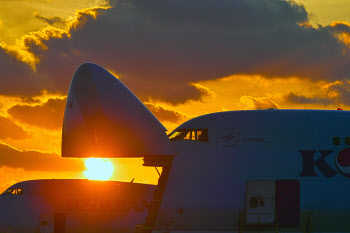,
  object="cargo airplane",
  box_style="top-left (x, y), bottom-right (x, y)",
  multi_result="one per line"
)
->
top-left (0, 179), bottom-right (155, 233)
